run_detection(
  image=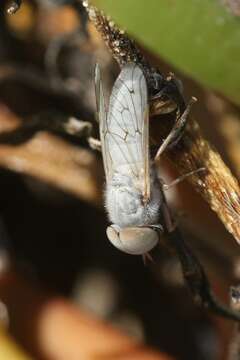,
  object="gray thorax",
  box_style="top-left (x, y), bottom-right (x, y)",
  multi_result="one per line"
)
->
top-left (105, 171), bottom-right (162, 228)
